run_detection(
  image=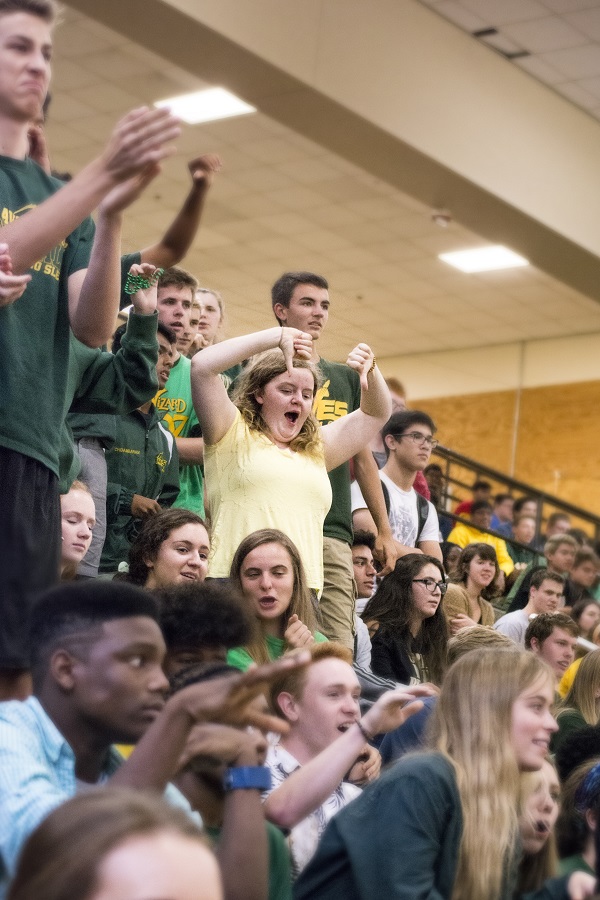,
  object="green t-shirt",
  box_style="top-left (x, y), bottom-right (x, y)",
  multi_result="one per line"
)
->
top-left (559, 854), bottom-right (594, 877)
top-left (153, 352), bottom-right (204, 516)
top-left (205, 821), bottom-right (292, 900)
top-left (314, 359), bottom-right (361, 545)
top-left (228, 632), bottom-right (329, 672)
top-left (0, 156), bottom-right (93, 475)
